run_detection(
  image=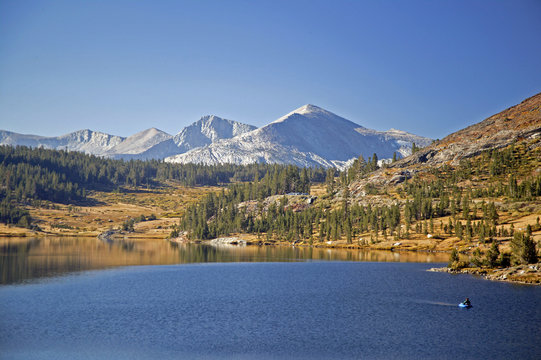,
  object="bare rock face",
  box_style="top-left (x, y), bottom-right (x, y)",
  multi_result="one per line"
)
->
top-left (389, 170), bottom-right (413, 185)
